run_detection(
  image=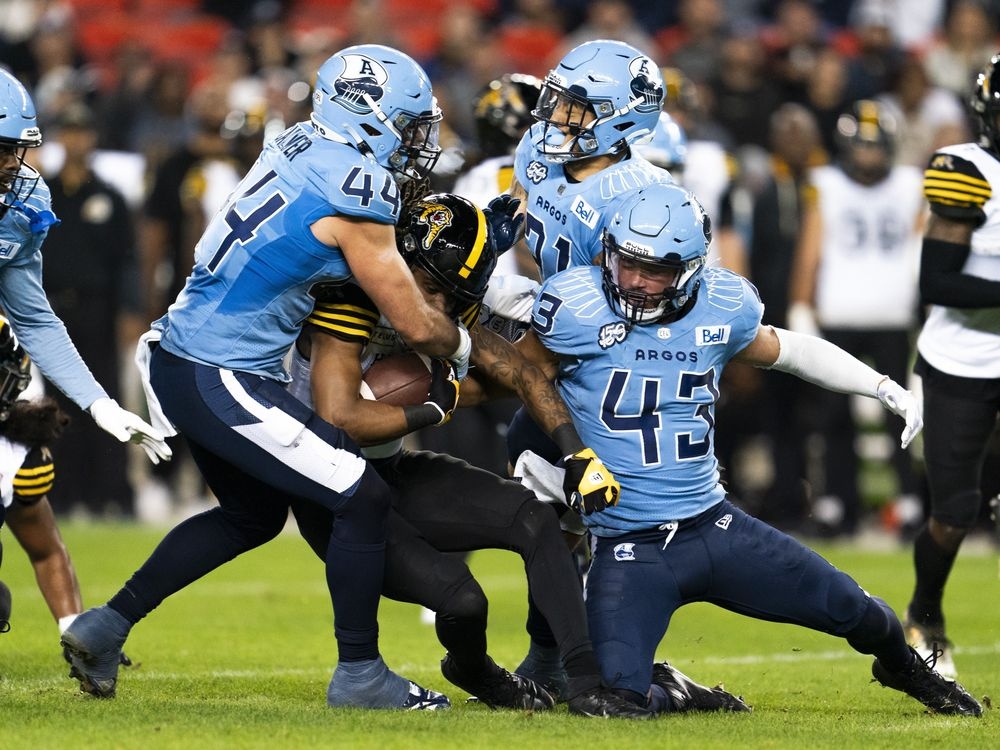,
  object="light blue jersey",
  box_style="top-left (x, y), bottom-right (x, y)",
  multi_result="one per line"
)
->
top-left (531, 265), bottom-right (763, 536)
top-left (0, 174), bottom-right (106, 409)
top-left (514, 123), bottom-right (673, 280)
top-left (158, 121), bottom-right (402, 380)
